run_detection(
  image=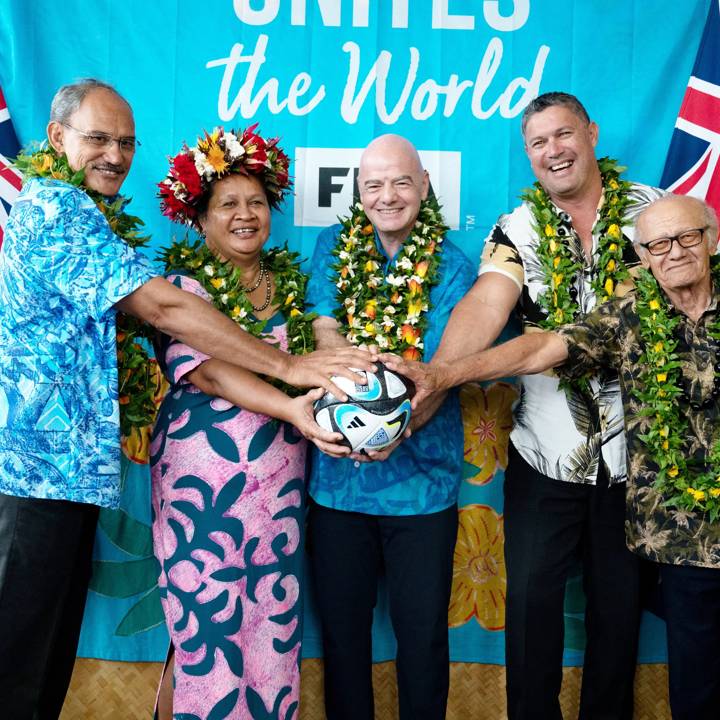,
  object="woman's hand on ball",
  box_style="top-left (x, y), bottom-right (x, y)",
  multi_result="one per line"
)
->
top-left (287, 388), bottom-right (351, 457)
